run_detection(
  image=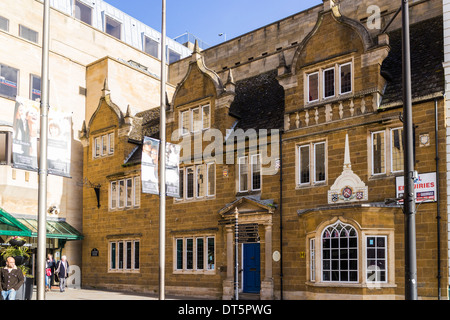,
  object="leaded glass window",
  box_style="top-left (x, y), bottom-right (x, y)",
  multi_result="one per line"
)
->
top-left (322, 221), bottom-right (358, 282)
